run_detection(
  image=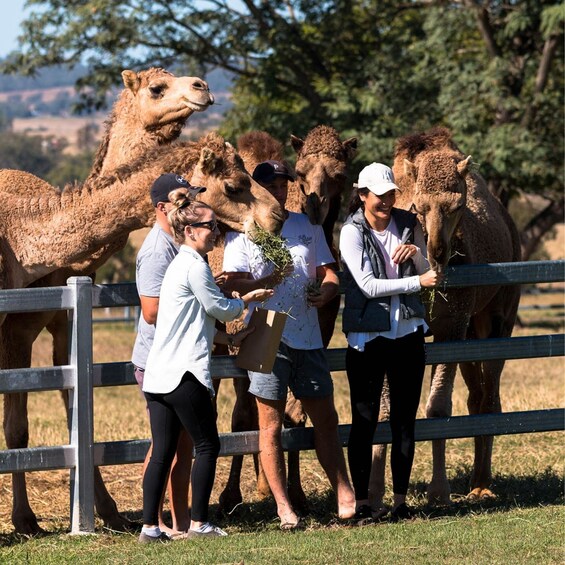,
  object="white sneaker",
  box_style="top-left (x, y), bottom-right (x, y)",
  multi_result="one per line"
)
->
top-left (189, 522), bottom-right (228, 537)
